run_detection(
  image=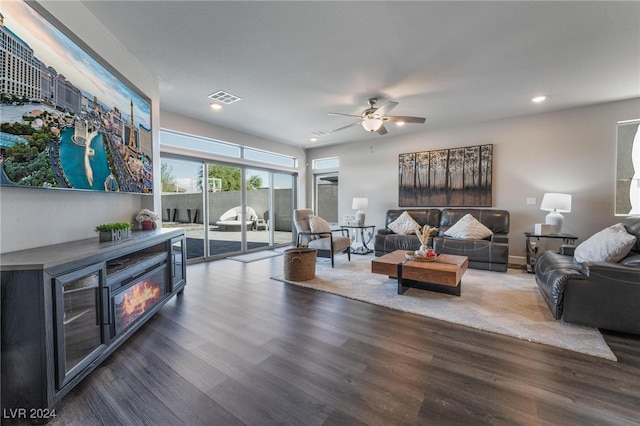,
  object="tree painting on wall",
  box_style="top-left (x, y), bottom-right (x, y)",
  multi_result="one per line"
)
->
top-left (615, 119), bottom-right (640, 215)
top-left (399, 144), bottom-right (492, 207)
